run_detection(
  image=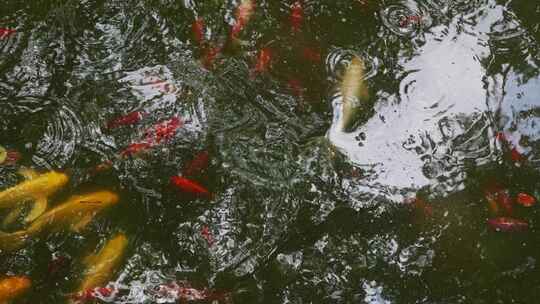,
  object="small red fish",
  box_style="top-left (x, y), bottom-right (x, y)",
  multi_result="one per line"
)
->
top-left (192, 17), bottom-right (205, 45)
top-left (201, 225), bottom-right (214, 246)
top-left (516, 193), bottom-right (536, 207)
top-left (485, 187), bottom-right (513, 215)
top-left (487, 217), bottom-right (529, 232)
top-left (171, 176), bottom-right (211, 198)
top-left (156, 282), bottom-right (230, 302)
top-left (70, 287), bottom-right (116, 303)
top-left (148, 117), bottom-right (182, 144)
top-left (495, 132), bottom-right (525, 165)
top-left (202, 44), bottom-right (222, 69)
top-left (1, 150), bottom-right (21, 165)
top-left (0, 28), bottom-right (16, 39)
top-left (230, 0), bottom-right (256, 39)
top-left (106, 111), bottom-right (145, 130)
top-left (183, 151), bottom-right (210, 177)
top-left (290, 1), bottom-right (304, 33)
top-left (120, 141), bottom-right (153, 157)
top-left (253, 47), bottom-right (273, 74)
